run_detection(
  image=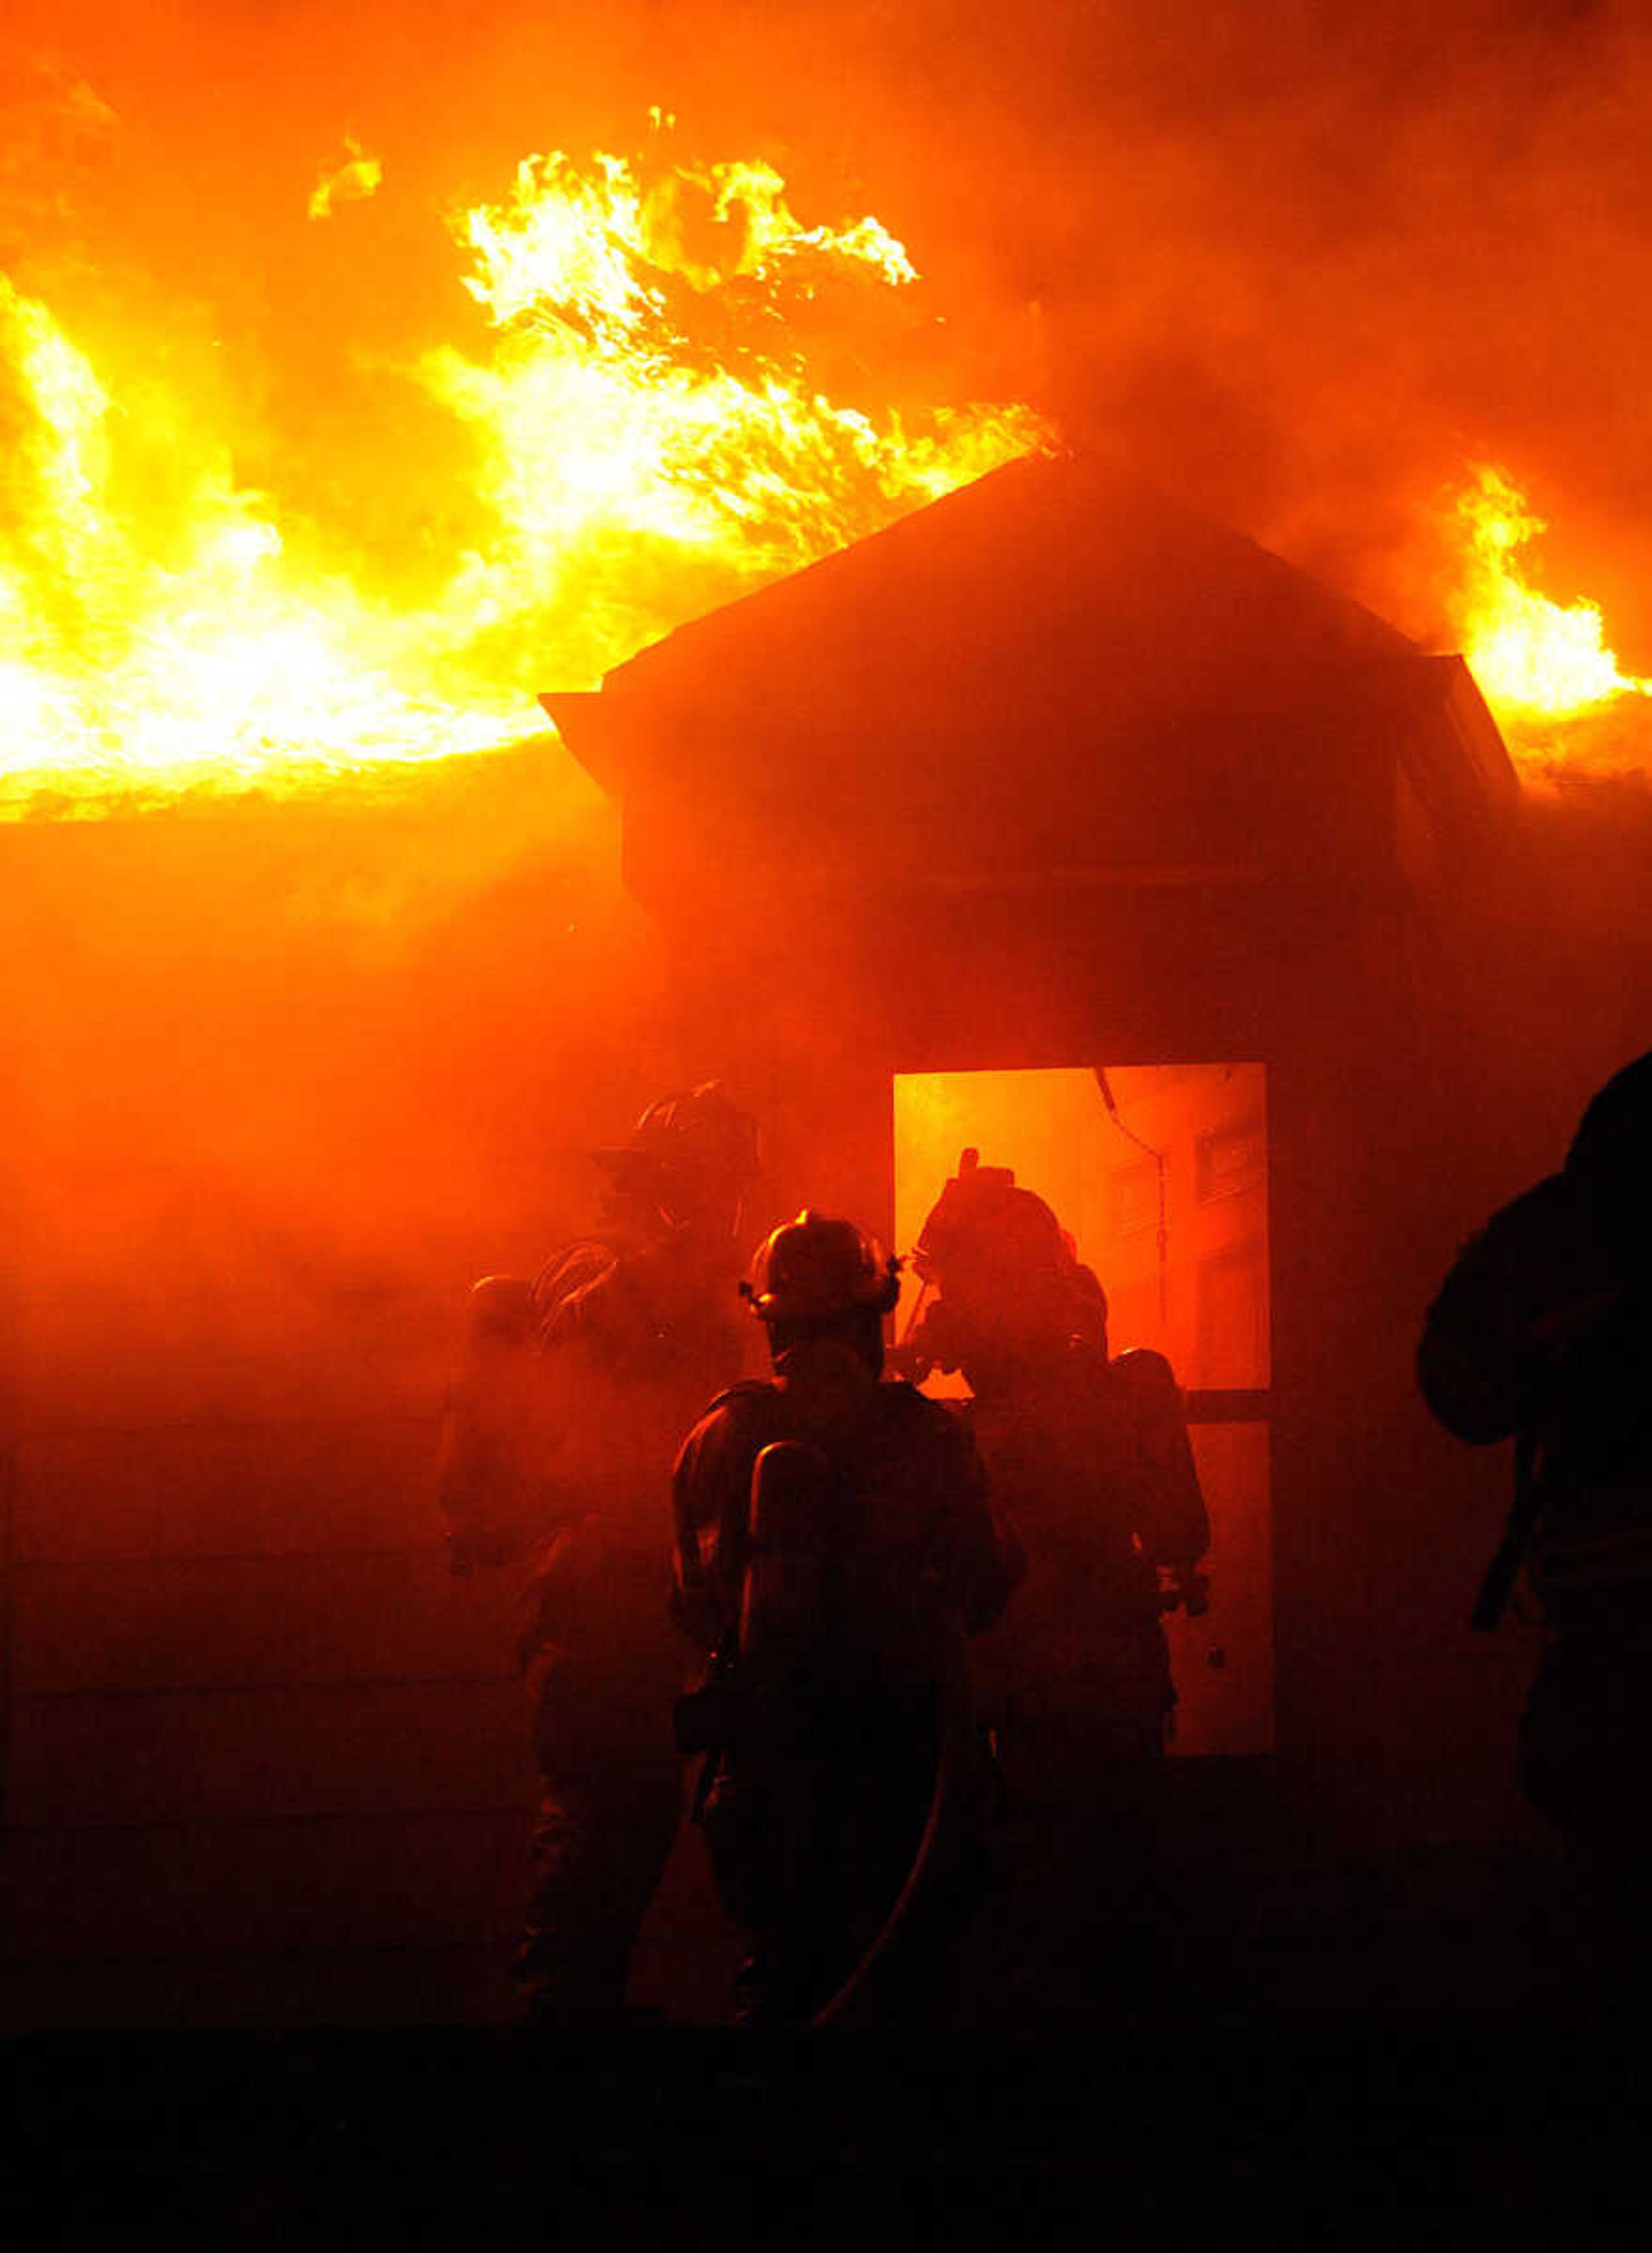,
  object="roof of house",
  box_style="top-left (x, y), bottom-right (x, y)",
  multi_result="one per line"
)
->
top-left (545, 448), bottom-right (1516, 906)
